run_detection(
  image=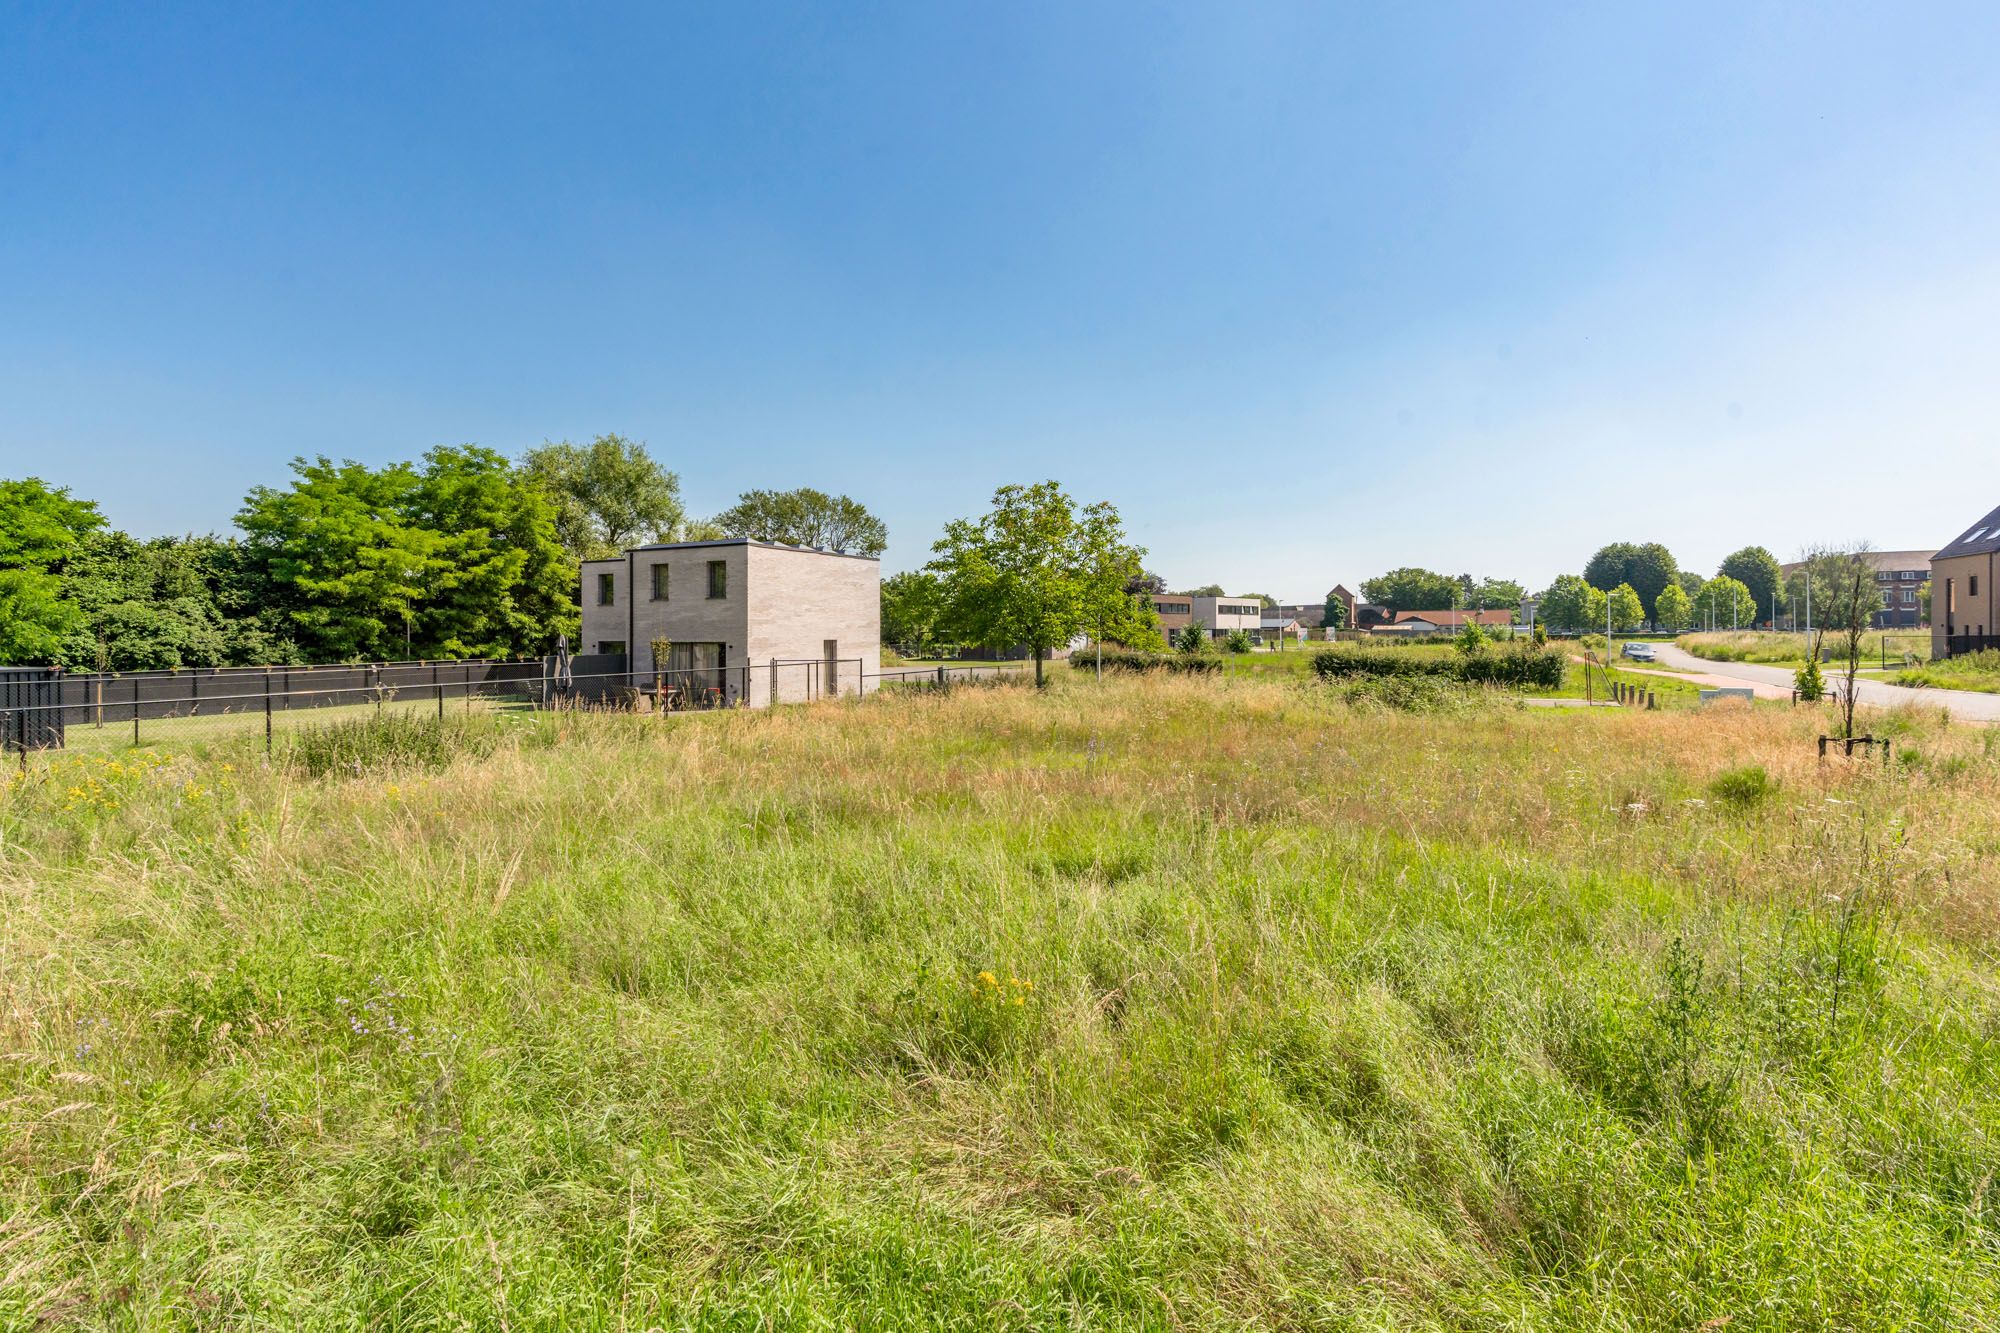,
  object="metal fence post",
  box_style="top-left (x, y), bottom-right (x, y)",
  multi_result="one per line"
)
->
top-left (435, 663), bottom-right (443, 720)
top-left (264, 671), bottom-right (273, 756)
top-left (132, 676), bottom-right (140, 747)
